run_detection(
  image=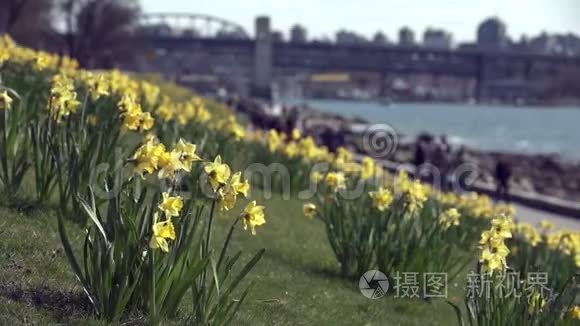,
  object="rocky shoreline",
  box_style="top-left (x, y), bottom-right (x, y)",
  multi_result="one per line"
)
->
top-left (232, 98), bottom-right (580, 202)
